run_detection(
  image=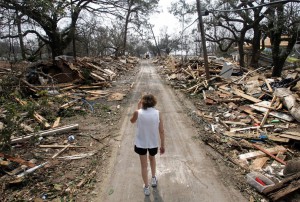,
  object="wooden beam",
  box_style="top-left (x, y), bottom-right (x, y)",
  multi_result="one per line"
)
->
top-left (263, 172), bottom-right (300, 201)
top-left (239, 145), bottom-right (286, 160)
top-left (260, 96), bottom-right (277, 128)
top-left (231, 88), bottom-right (262, 103)
top-left (252, 144), bottom-right (286, 165)
top-left (0, 153), bottom-right (35, 168)
top-left (11, 124), bottom-right (79, 144)
top-left (249, 157), bottom-right (269, 171)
